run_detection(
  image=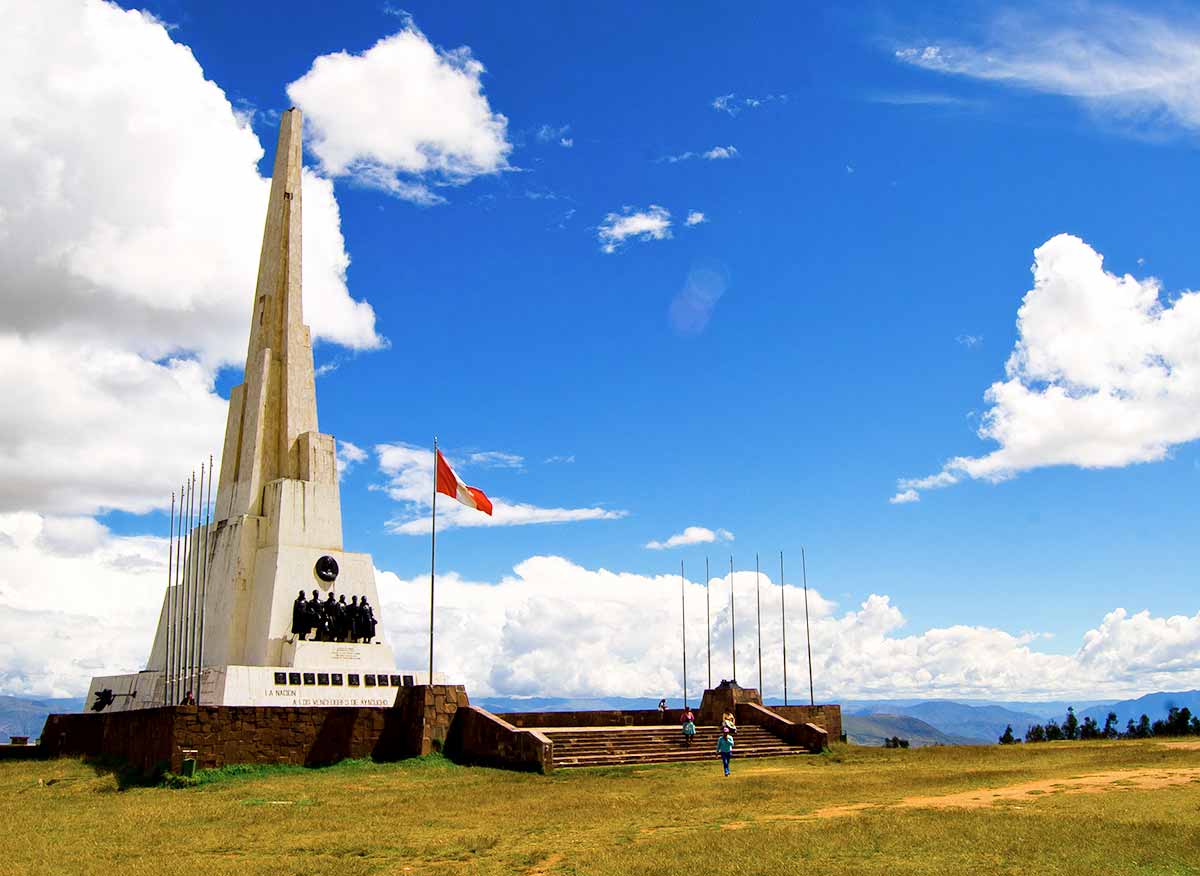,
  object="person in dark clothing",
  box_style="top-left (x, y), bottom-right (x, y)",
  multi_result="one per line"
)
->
top-left (292, 590), bottom-right (310, 640)
top-left (309, 589), bottom-right (322, 640)
top-left (181, 690), bottom-right (196, 706)
top-left (360, 597), bottom-right (377, 642)
top-left (323, 592), bottom-right (338, 641)
top-left (335, 594), bottom-right (350, 641)
top-left (349, 595), bottom-right (362, 642)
